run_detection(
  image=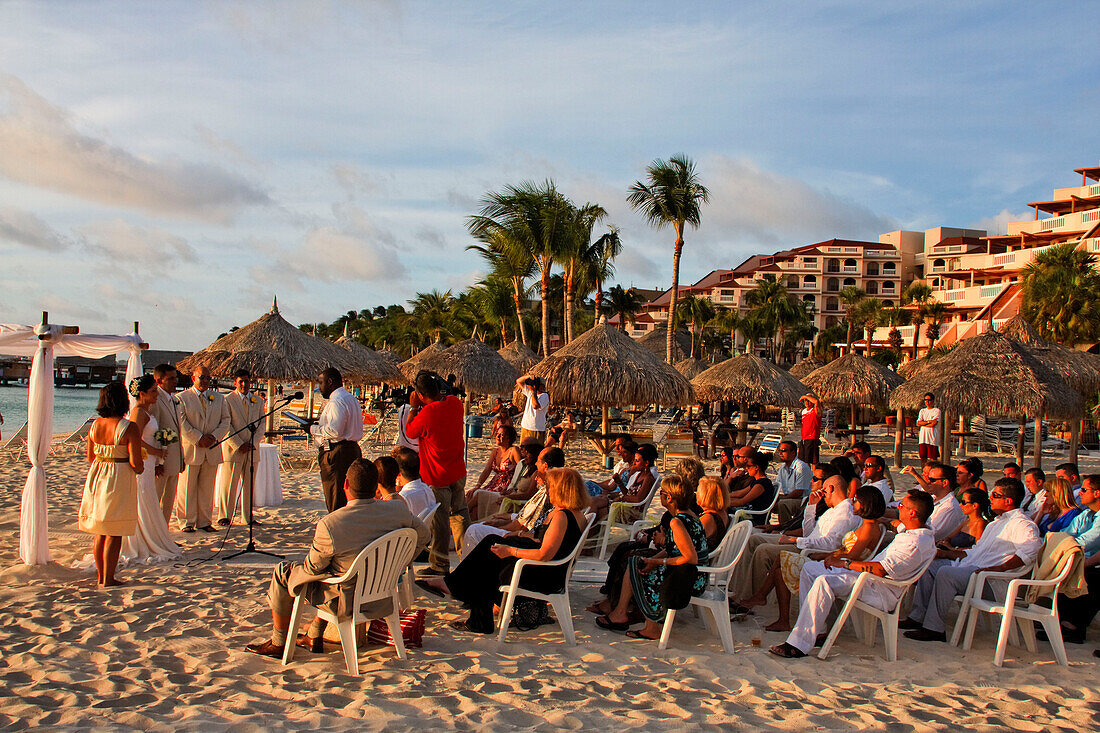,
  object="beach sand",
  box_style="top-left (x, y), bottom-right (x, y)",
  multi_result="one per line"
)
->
top-left (1, 430), bottom-right (1097, 730)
